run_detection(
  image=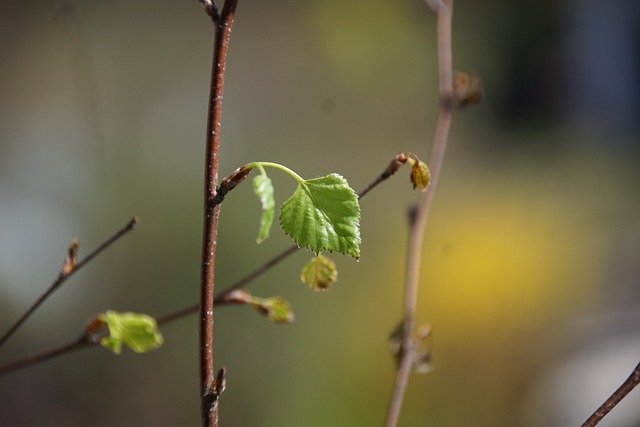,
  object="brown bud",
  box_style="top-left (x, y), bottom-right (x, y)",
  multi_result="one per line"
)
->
top-left (452, 69), bottom-right (483, 108)
top-left (61, 239), bottom-right (79, 276)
